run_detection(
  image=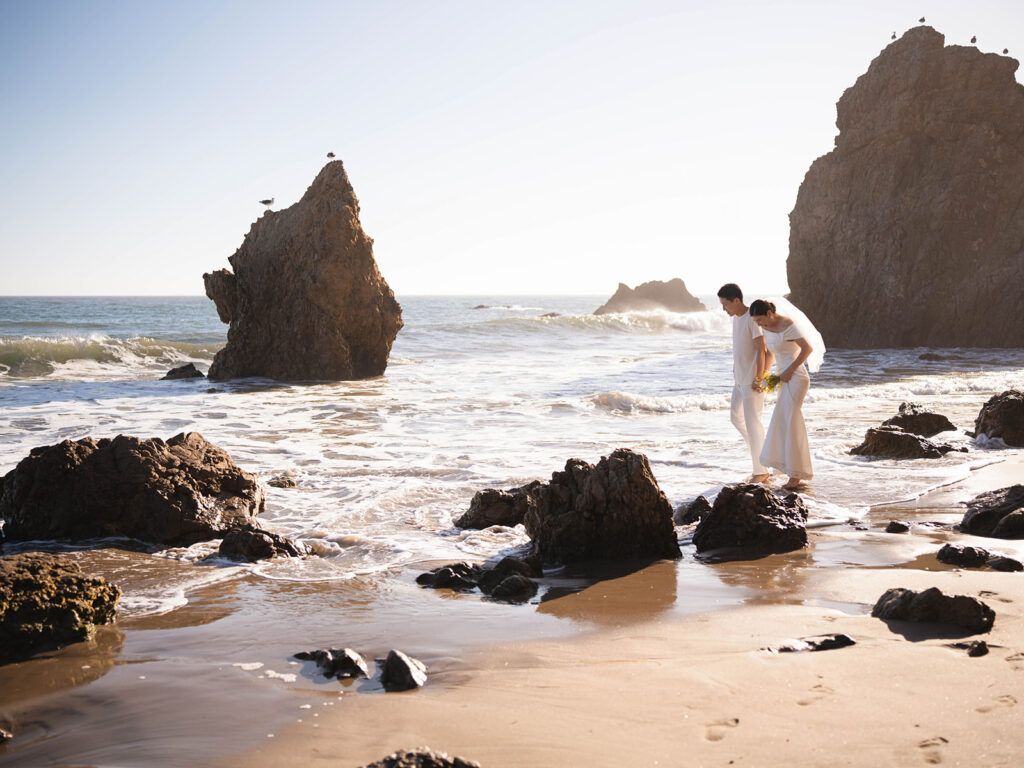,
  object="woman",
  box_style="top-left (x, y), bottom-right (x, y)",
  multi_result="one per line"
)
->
top-left (748, 298), bottom-right (825, 490)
